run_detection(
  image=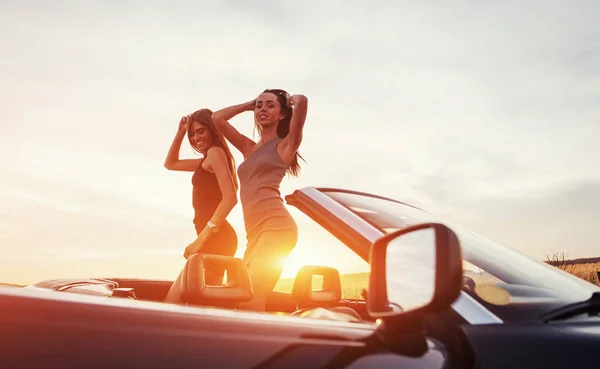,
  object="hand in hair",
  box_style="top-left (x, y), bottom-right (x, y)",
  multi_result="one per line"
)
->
top-left (211, 101), bottom-right (257, 157)
top-left (246, 99), bottom-right (257, 111)
top-left (165, 114), bottom-right (201, 172)
top-left (178, 115), bottom-right (190, 134)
